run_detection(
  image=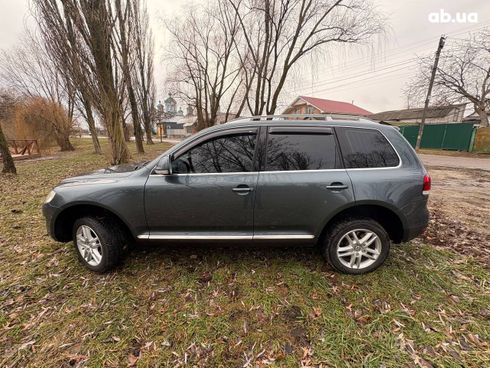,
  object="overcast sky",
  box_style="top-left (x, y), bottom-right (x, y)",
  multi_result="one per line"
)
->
top-left (0, 0), bottom-right (489, 114)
